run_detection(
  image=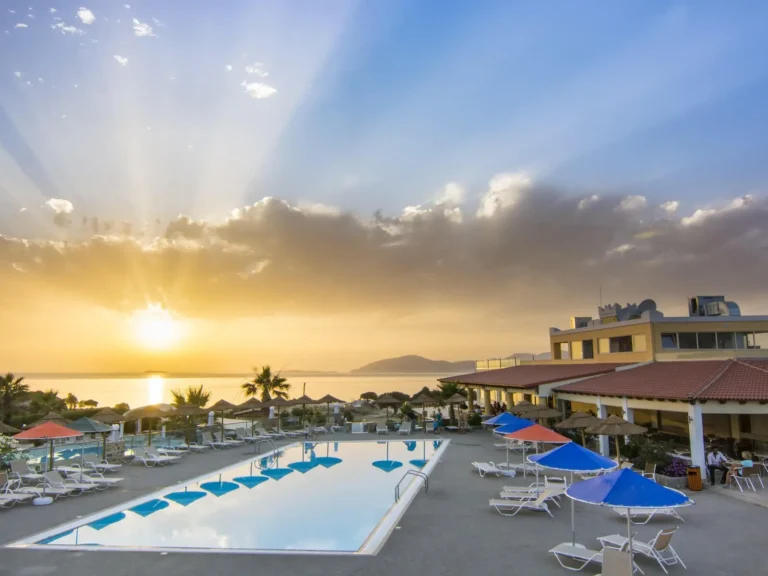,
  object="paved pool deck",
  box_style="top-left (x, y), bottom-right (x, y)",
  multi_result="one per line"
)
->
top-left (0, 431), bottom-right (765, 576)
